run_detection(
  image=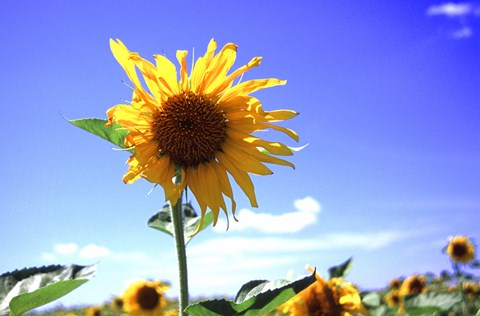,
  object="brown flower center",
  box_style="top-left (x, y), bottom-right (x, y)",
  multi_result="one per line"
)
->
top-left (452, 243), bottom-right (467, 258)
top-left (136, 286), bottom-right (160, 310)
top-left (407, 277), bottom-right (425, 294)
top-left (152, 91), bottom-right (227, 167)
top-left (304, 284), bottom-right (343, 316)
